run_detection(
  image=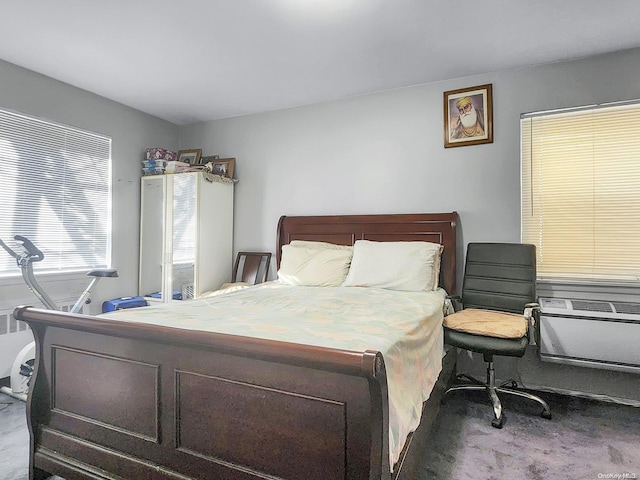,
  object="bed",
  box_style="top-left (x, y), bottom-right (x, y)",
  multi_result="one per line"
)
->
top-left (15, 211), bottom-right (458, 480)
